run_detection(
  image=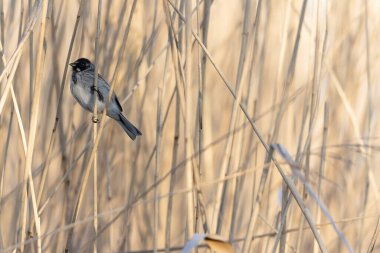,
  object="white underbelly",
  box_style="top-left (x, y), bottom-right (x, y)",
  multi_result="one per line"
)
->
top-left (73, 84), bottom-right (92, 105)
top-left (72, 83), bottom-right (106, 112)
